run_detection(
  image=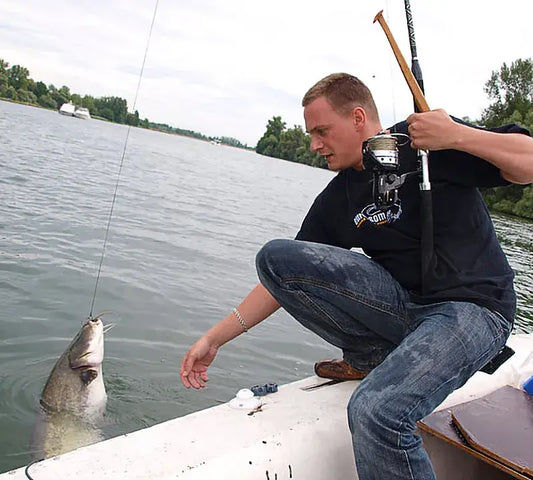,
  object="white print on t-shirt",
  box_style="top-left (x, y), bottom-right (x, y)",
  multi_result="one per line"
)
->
top-left (353, 202), bottom-right (402, 228)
